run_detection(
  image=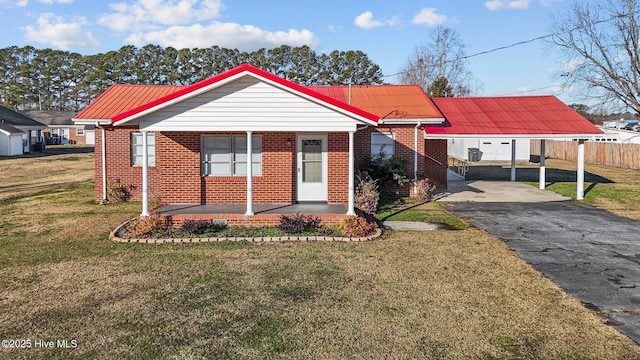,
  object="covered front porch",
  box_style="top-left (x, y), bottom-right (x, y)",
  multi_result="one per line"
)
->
top-left (156, 203), bottom-right (349, 227)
